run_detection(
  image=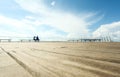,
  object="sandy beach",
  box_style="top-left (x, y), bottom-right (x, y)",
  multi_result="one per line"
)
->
top-left (0, 42), bottom-right (120, 77)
